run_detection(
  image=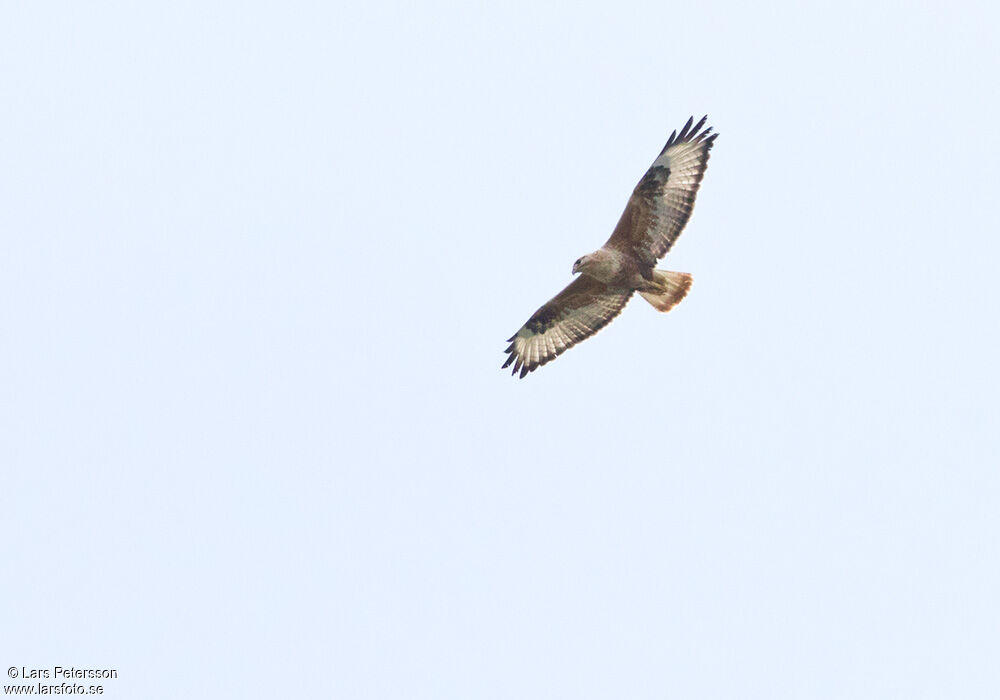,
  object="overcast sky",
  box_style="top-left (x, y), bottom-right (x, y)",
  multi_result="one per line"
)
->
top-left (2, 1), bottom-right (998, 698)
